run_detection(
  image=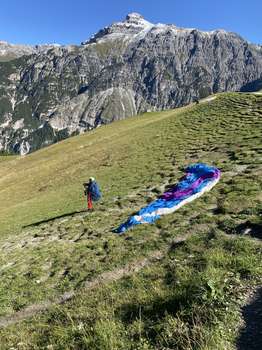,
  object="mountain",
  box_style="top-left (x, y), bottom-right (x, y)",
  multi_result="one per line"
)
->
top-left (0, 13), bottom-right (262, 154)
top-left (0, 41), bottom-right (35, 62)
top-left (0, 41), bottom-right (61, 62)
